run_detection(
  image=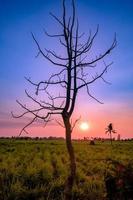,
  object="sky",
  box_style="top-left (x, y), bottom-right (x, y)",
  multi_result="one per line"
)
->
top-left (0, 0), bottom-right (133, 139)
